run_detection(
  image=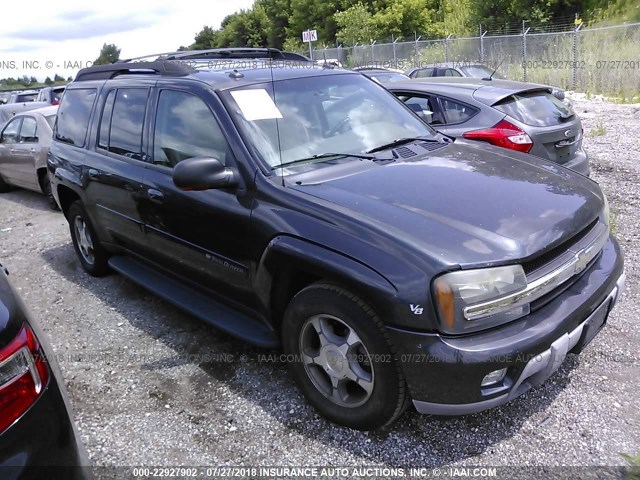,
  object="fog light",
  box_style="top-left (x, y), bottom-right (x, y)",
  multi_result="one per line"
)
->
top-left (481, 368), bottom-right (507, 387)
